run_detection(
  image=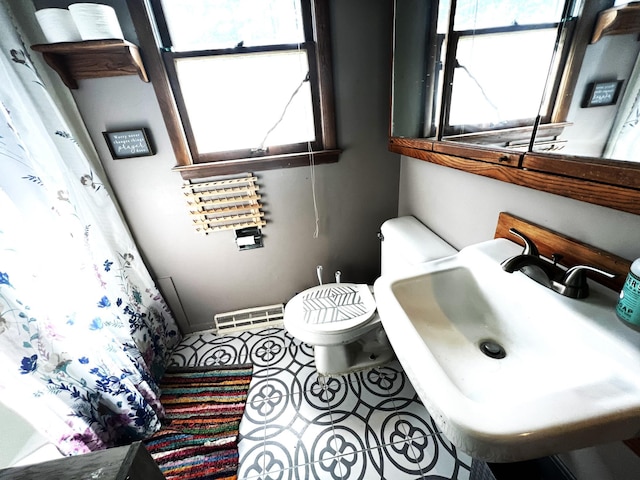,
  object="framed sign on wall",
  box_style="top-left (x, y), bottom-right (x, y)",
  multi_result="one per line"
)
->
top-left (103, 128), bottom-right (155, 159)
top-left (582, 80), bottom-right (624, 108)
